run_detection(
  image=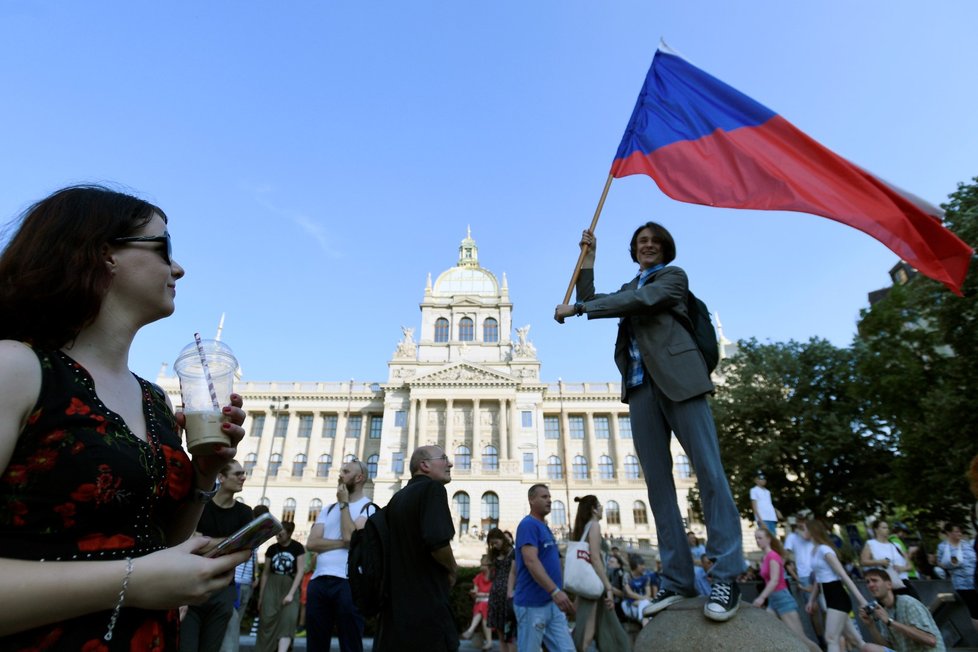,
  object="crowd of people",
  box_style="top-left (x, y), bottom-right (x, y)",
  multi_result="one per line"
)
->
top-left (0, 188), bottom-right (974, 652)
